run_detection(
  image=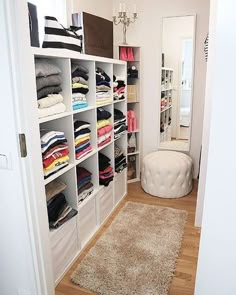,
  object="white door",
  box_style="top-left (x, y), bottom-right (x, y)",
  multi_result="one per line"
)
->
top-left (0, 1), bottom-right (54, 294)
